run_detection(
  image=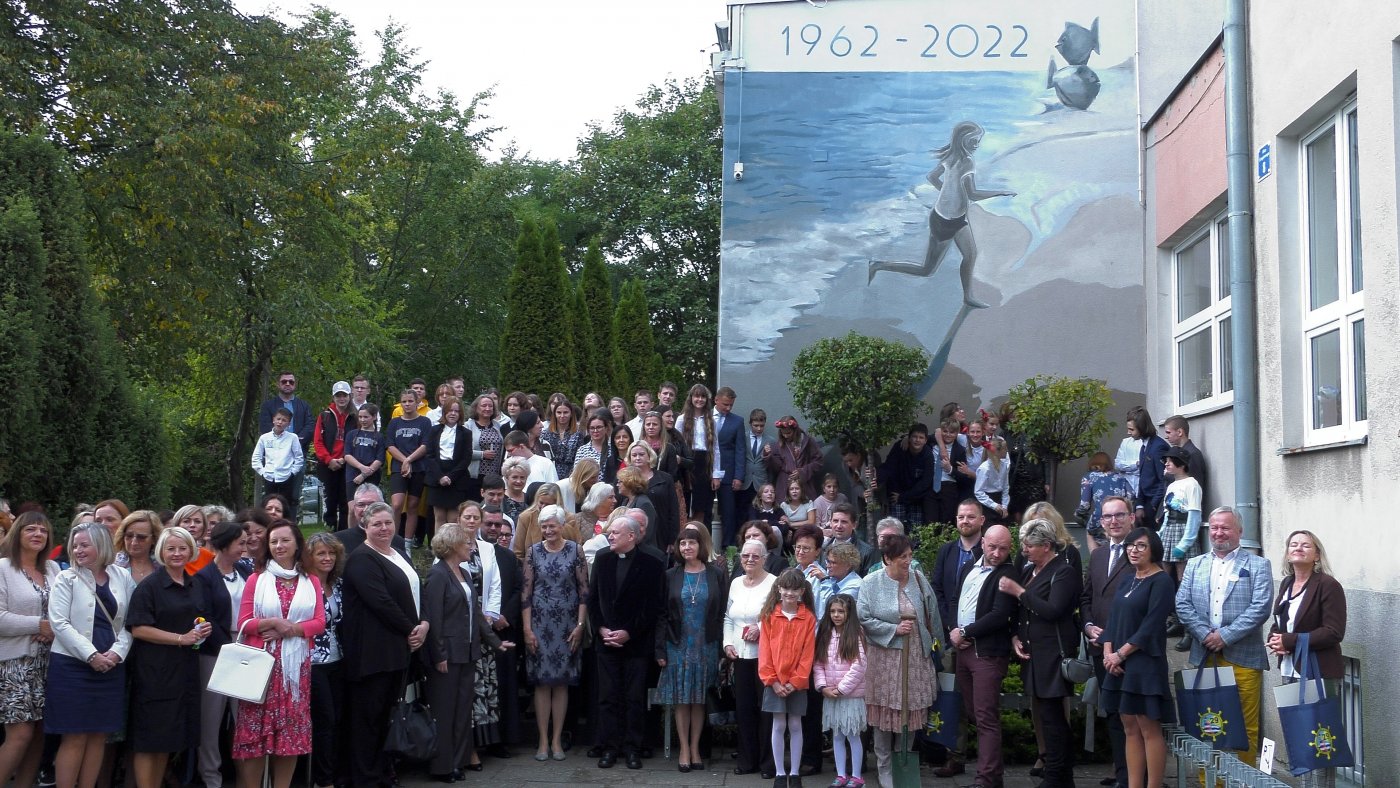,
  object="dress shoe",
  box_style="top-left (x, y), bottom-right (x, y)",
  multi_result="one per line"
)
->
top-left (1165, 616), bottom-right (1185, 637)
top-left (790, 777), bottom-right (804, 788)
top-left (485, 743), bottom-right (513, 759)
top-left (933, 759), bottom-right (964, 777)
top-left (462, 762), bottom-right (483, 772)
top-left (587, 745), bottom-right (606, 759)
top-left (679, 762), bottom-right (691, 773)
top-left (734, 766), bottom-right (760, 776)
top-left (597, 751), bottom-right (617, 769)
top-left (428, 774), bottom-right (456, 784)
top-left (690, 759), bottom-right (705, 771)
top-left (626, 752), bottom-right (643, 770)
top-left (761, 769), bottom-right (777, 780)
